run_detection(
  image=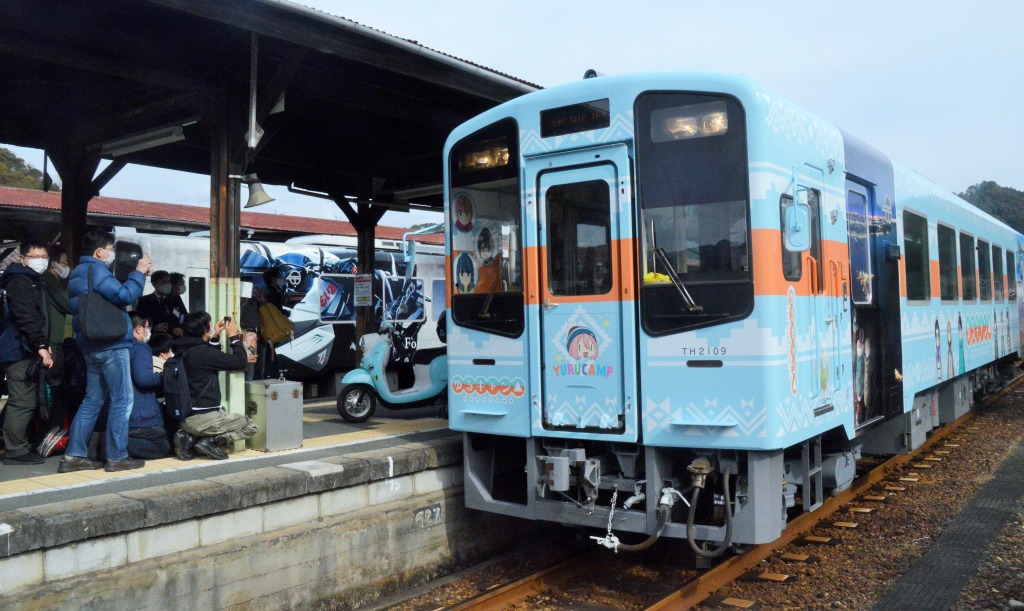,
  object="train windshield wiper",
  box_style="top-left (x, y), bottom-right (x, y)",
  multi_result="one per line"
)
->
top-left (653, 247), bottom-right (703, 314)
